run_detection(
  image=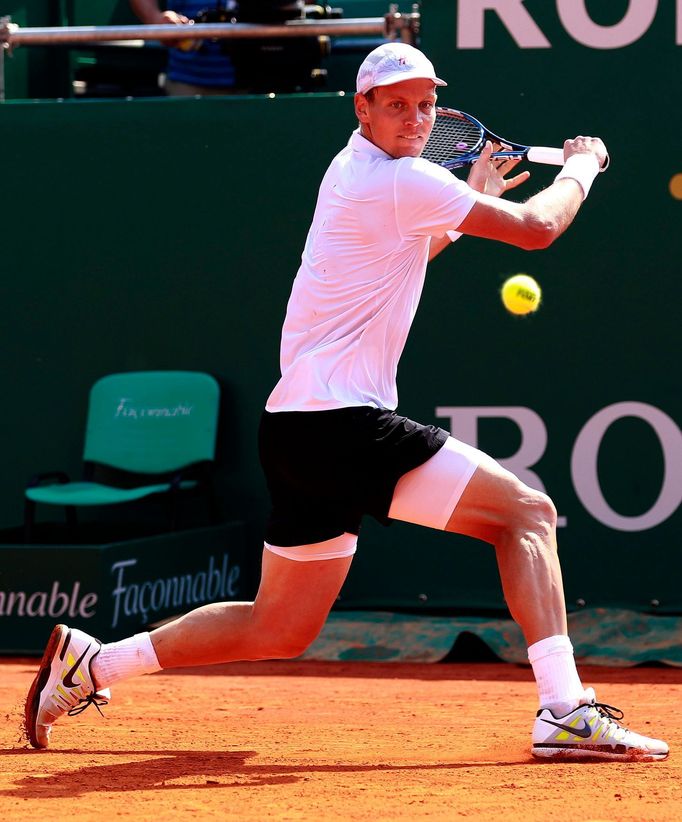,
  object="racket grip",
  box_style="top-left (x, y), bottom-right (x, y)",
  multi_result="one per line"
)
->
top-left (528, 146), bottom-right (610, 171)
top-left (526, 146), bottom-right (565, 166)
